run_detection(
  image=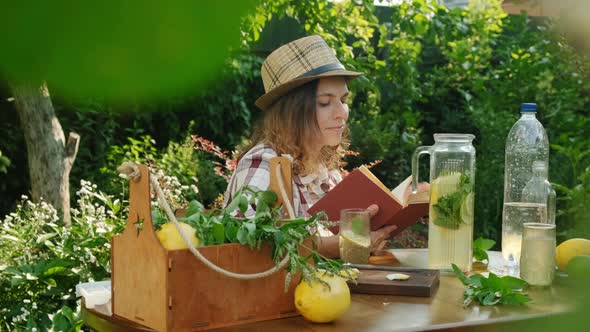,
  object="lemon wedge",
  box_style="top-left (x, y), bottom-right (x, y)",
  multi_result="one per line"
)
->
top-left (386, 273), bottom-right (410, 281)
